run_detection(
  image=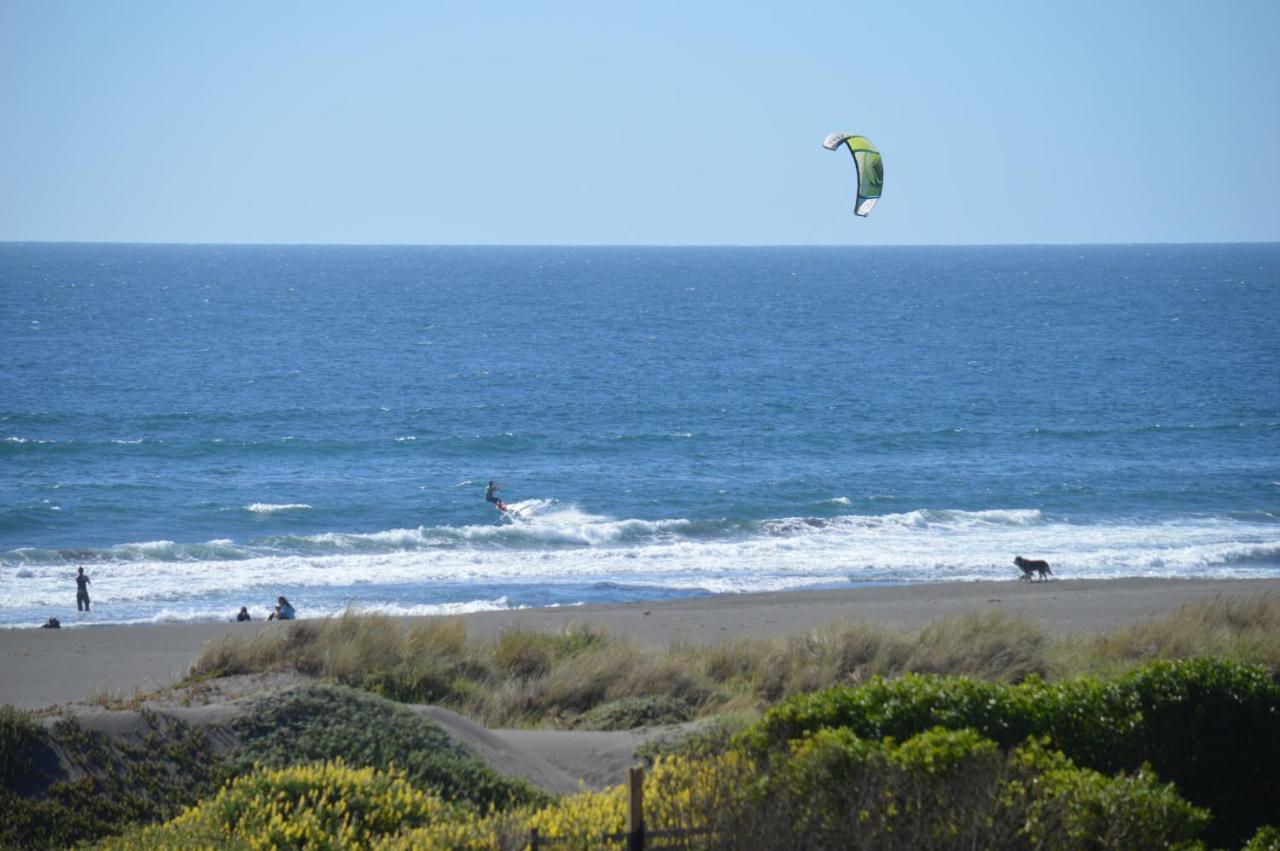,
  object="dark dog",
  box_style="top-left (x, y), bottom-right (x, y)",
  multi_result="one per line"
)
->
top-left (1014, 556), bottom-right (1052, 581)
